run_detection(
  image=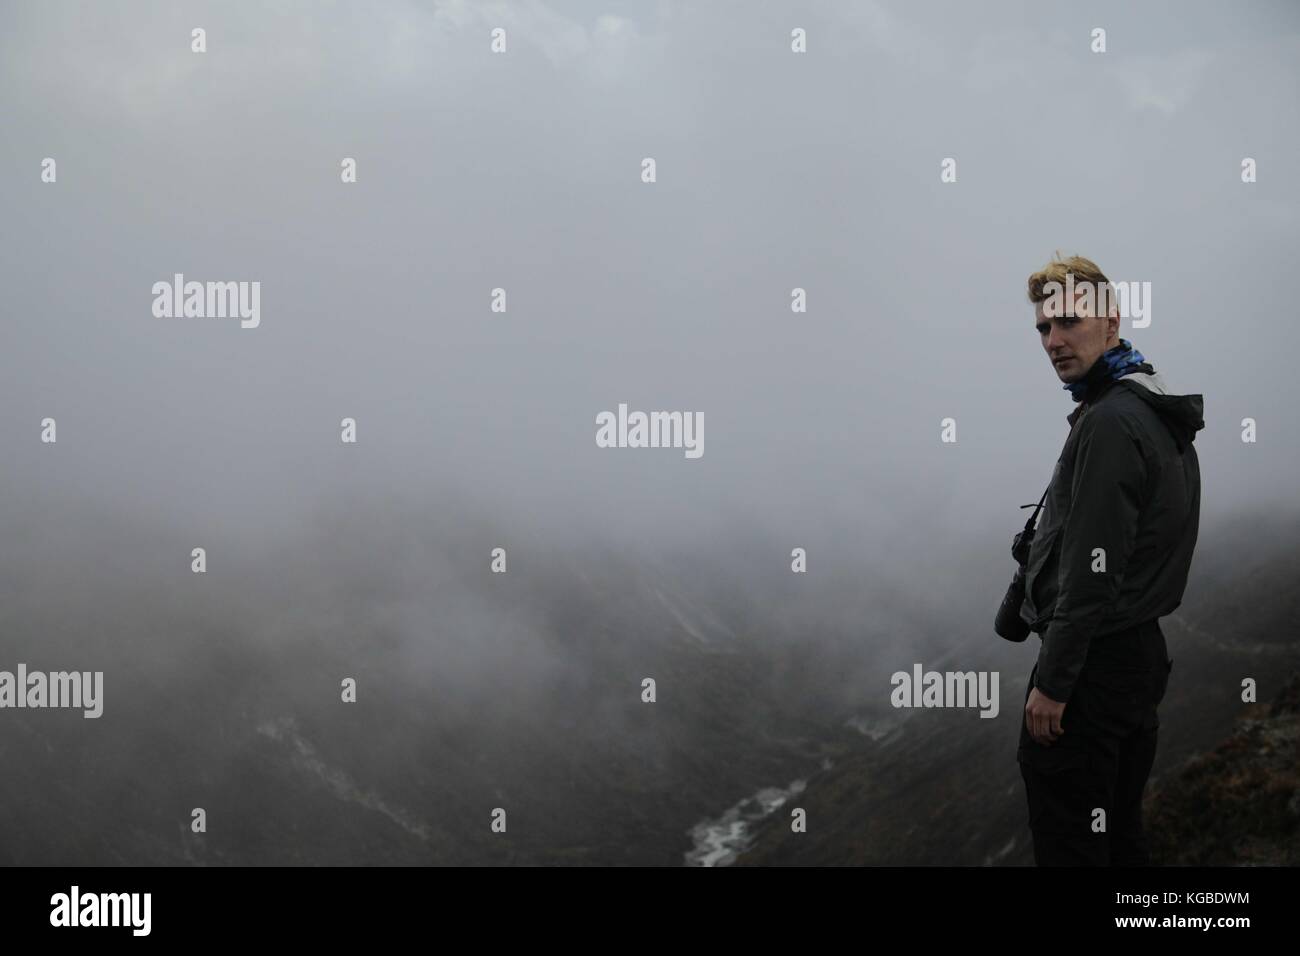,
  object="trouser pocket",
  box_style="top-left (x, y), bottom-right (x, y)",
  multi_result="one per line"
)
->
top-left (1017, 728), bottom-right (1105, 865)
top-left (1017, 735), bottom-right (1089, 774)
top-left (1017, 668), bottom-right (1091, 773)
